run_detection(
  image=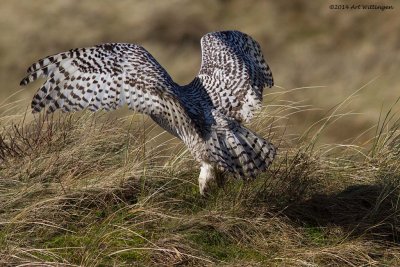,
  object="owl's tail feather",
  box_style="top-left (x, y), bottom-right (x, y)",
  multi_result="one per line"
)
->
top-left (206, 123), bottom-right (276, 178)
